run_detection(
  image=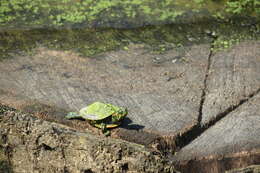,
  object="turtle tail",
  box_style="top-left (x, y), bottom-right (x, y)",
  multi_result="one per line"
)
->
top-left (65, 112), bottom-right (80, 119)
